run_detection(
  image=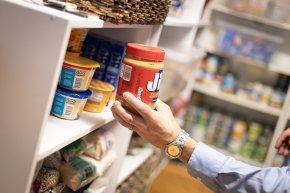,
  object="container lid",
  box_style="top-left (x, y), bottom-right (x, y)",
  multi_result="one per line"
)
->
top-left (56, 87), bottom-right (92, 99)
top-left (126, 43), bottom-right (165, 61)
top-left (89, 79), bottom-right (114, 92)
top-left (64, 52), bottom-right (100, 68)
